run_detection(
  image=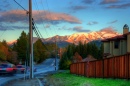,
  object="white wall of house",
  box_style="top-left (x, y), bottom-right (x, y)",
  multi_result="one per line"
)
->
top-left (121, 40), bottom-right (127, 55)
top-left (110, 41), bottom-right (113, 56)
top-left (103, 42), bottom-right (110, 54)
top-left (119, 40), bottom-right (122, 55)
top-left (113, 41), bottom-right (120, 56)
top-left (103, 34), bottom-right (129, 57)
top-left (127, 34), bottom-right (130, 53)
